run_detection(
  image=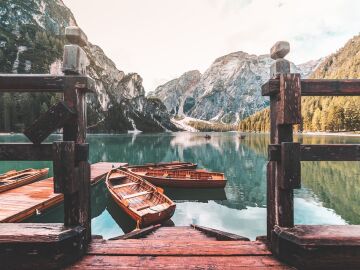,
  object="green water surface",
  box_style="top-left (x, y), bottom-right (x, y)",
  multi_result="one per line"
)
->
top-left (1, 132), bottom-right (359, 240)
